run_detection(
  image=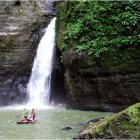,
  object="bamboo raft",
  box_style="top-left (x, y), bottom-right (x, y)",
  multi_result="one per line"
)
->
top-left (17, 120), bottom-right (37, 124)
